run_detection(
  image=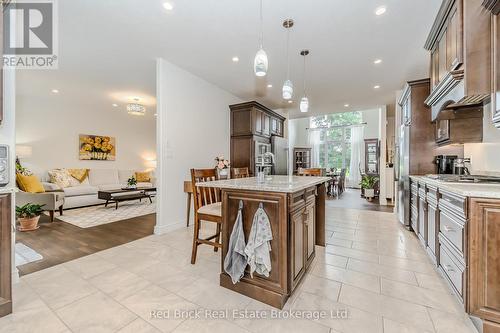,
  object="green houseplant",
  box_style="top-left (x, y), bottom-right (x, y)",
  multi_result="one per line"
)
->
top-left (360, 175), bottom-right (379, 201)
top-left (16, 203), bottom-right (45, 231)
top-left (127, 176), bottom-right (137, 189)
